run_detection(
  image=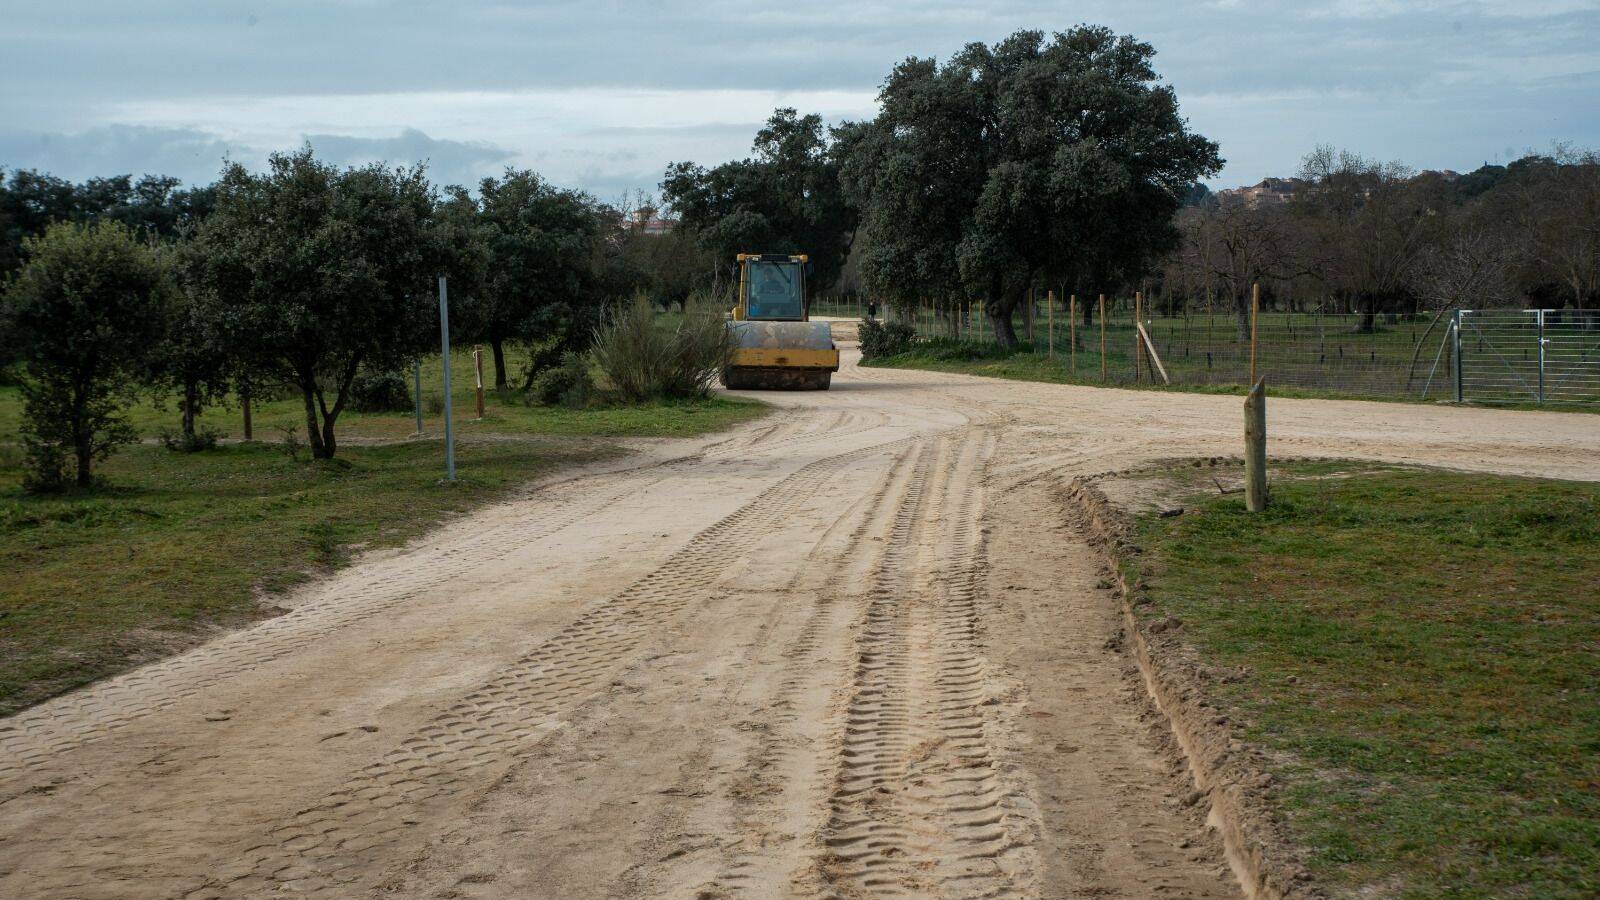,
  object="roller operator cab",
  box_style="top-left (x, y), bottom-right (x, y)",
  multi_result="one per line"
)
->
top-left (722, 253), bottom-right (841, 390)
